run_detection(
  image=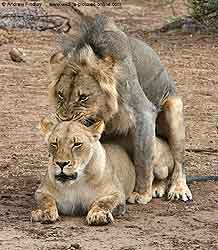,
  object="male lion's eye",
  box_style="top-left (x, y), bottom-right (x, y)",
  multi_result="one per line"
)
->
top-left (78, 94), bottom-right (88, 102)
top-left (58, 91), bottom-right (64, 101)
top-left (50, 142), bottom-right (58, 149)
